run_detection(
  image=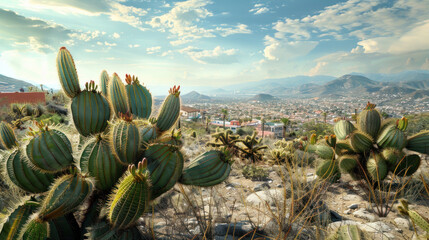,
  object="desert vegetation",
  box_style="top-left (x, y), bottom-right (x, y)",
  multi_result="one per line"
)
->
top-left (0, 48), bottom-right (428, 240)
